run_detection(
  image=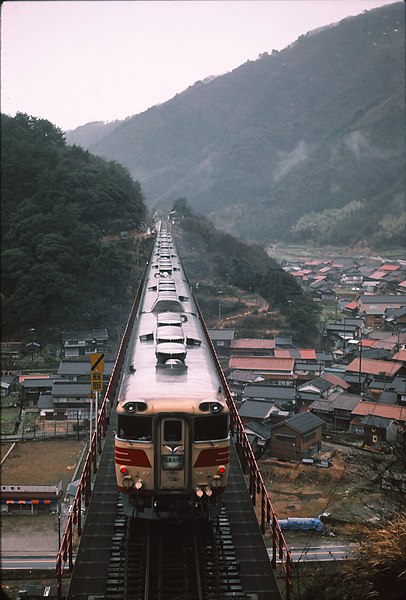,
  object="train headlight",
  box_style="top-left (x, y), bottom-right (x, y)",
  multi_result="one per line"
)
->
top-left (211, 476), bottom-right (222, 488)
top-left (124, 401), bottom-right (147, 413)
top-left (199, 401), bottom-right (224, 413)
top-left (218, 465), bottom-right (226, 475)
top-left (195, 487), bottom-right (204, 498)
top-left (122, 476), bottom-right (134, 489)
top-left (120, 466), bottom-right (128, 474)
